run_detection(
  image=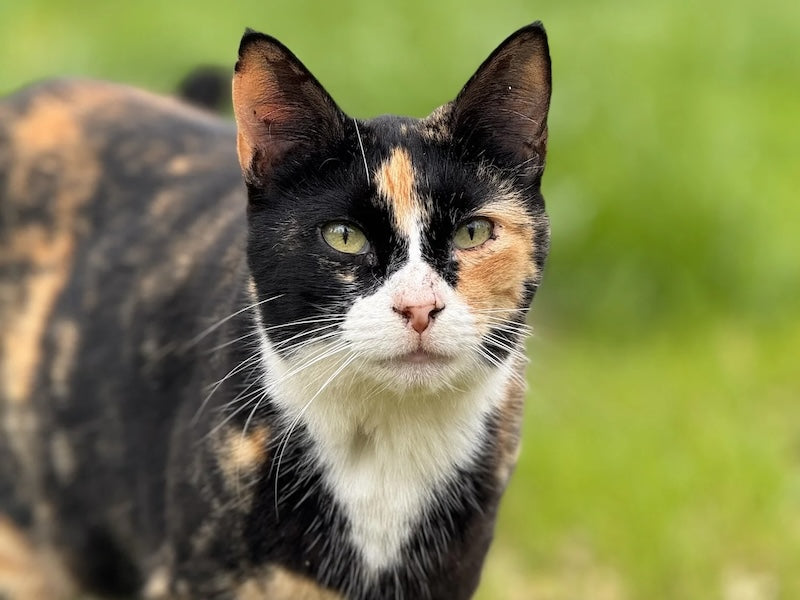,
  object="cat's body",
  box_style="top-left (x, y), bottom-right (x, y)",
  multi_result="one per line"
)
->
top-left (0, 24), bottom-right (551, 600)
